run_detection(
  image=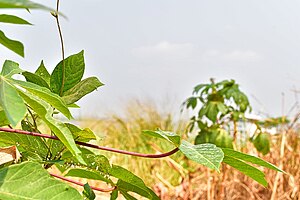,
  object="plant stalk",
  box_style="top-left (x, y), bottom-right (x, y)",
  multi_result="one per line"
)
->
top-left (0, 127), bottom-right (179, 158)
top-left (50, 173), bottom-right (116, 192)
